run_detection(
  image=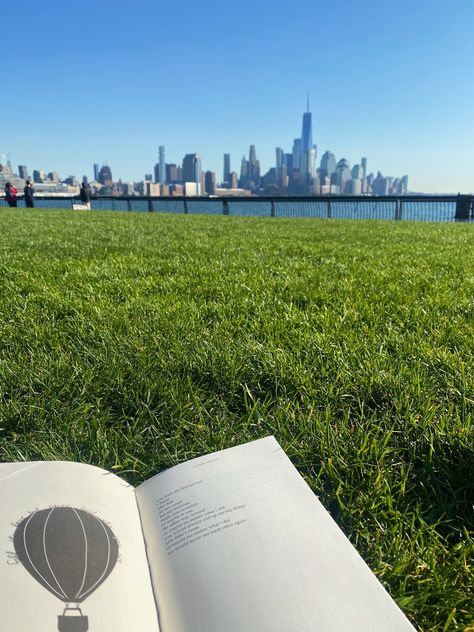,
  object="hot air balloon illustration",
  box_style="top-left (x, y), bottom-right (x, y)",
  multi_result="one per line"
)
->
top-left (13, 507), bottom-right (119, 632)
